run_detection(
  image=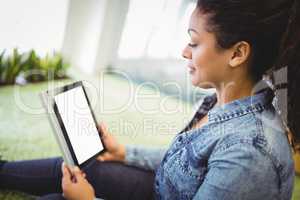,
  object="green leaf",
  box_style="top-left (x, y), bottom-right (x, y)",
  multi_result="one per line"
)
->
top-left (0, 50), bottom-right (6, 84)
top-left (0, 49), bottom-right (69, 85)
